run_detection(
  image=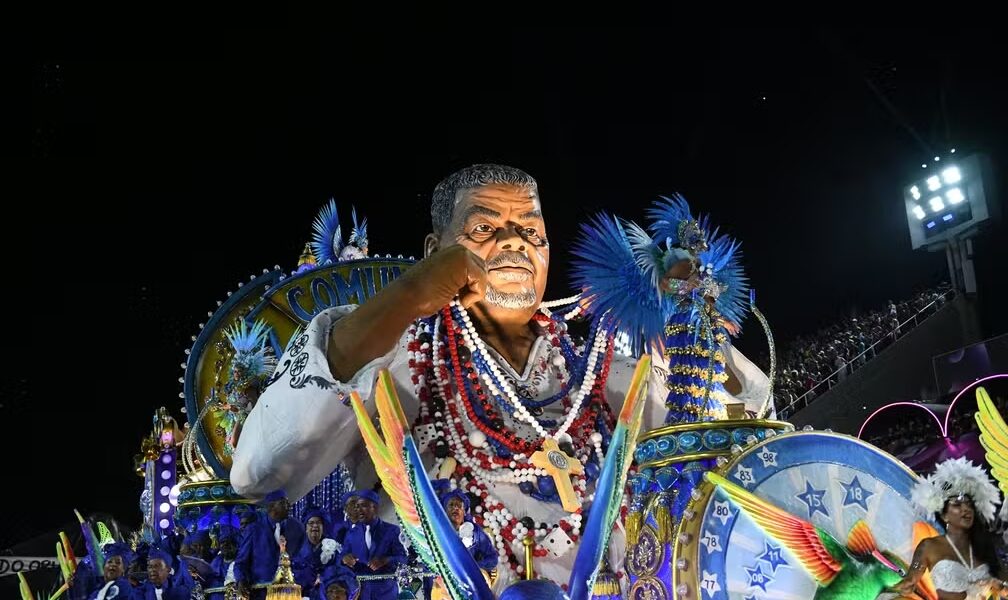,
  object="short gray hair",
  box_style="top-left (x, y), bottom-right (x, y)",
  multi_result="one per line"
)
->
top-left (430, 164), bottom-right (539, 235)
